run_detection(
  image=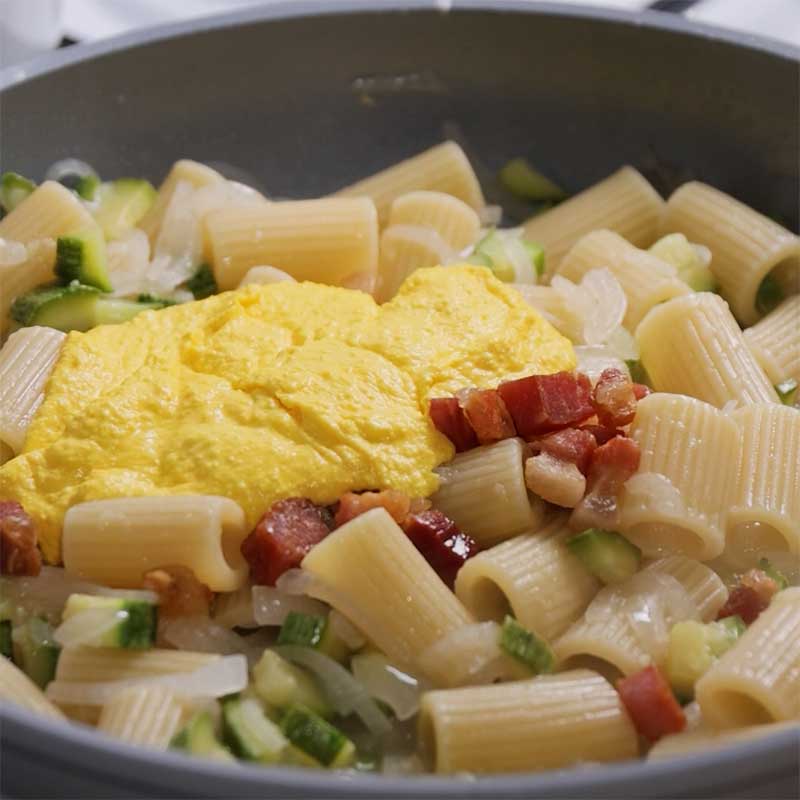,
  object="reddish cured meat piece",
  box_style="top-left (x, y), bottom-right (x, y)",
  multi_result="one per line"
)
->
top-left (497, 371), bottom-right (594, 437)
top-left (570, 435), bottom-right (641, 530)
top-left (429, 396), bottom-right (479, 452)
top-left (581, 424), bottom-right (625, 446)
top-left (617, 665), bottom-right (686, 742)
top-left (592, 368), bottom-right (638, 428)
top-left (529, 427), bottom-right (597, 475)
top-left (0, 501), bottom-right (41, 576)
top-left (241, 498), bottom-right (333, 585)
top-left (403, 509), bottom-right (479, 589)
top-left (334, 490), bottom-right (411, 527)
top-left (143, 565), bottom-right (213, 617)
top-left (460, 389), bottom-right (516, 445)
